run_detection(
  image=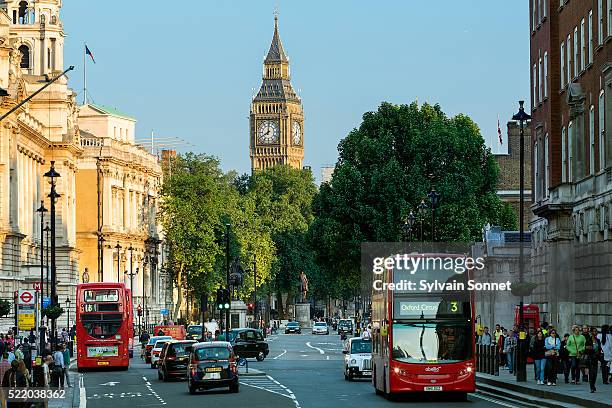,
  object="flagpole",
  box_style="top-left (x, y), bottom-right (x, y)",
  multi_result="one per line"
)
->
top-left (83, 43), bottom-right (87, 105)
